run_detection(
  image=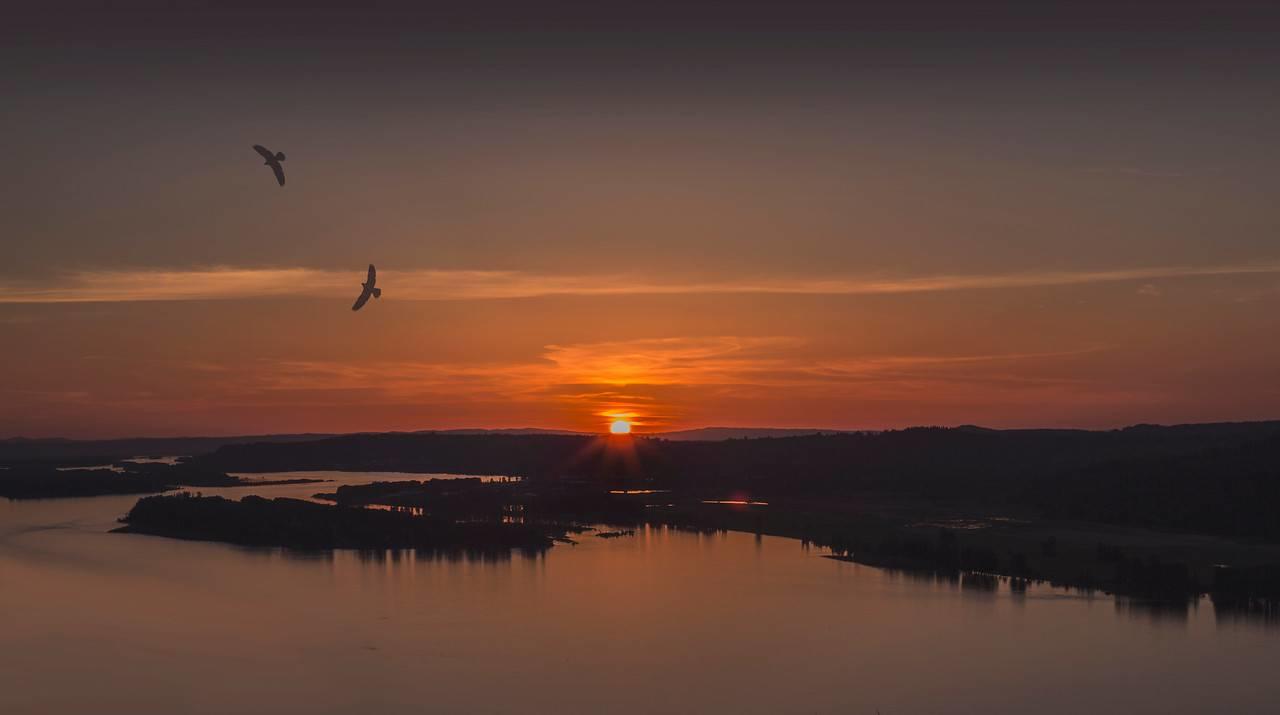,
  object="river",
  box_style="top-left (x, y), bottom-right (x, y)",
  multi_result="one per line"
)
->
top-left (1, 471), bottom-right (1276, 714)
